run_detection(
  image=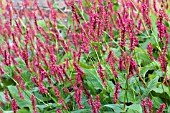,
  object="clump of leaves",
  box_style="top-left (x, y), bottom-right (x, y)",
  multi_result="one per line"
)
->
top-left (0, 0), bottom-right (170, 113)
